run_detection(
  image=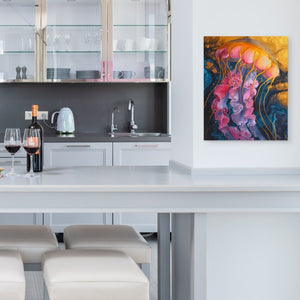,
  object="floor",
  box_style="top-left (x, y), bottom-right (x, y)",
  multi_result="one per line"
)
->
top-left (25, 234), bottom-right (158, 300)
